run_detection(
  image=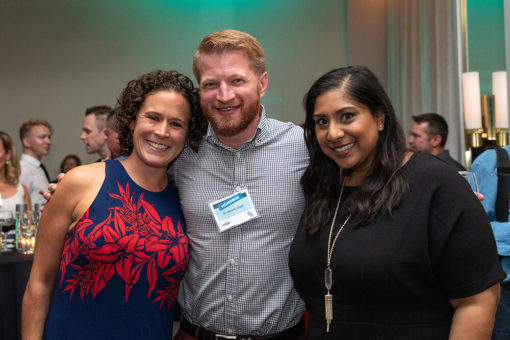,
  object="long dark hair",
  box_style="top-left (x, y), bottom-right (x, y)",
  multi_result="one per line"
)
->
top-left (301, 66), bottom-right (407, 234)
